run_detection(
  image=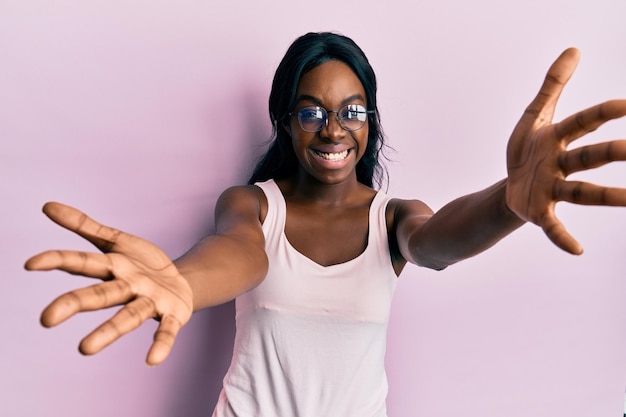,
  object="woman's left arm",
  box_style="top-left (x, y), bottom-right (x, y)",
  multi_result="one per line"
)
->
top-left (396, 48), bottom-right (626, 270)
